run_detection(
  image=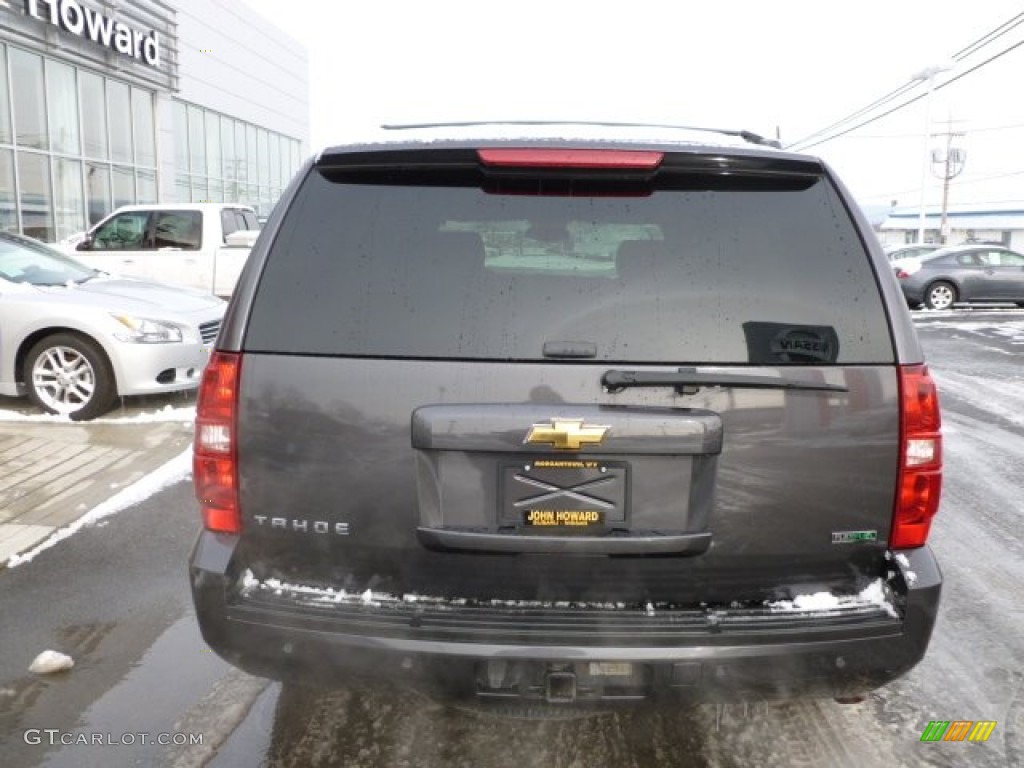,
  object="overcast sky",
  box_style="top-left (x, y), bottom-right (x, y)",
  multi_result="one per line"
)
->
top-left (238, 0), bottom-right (1024, 211)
